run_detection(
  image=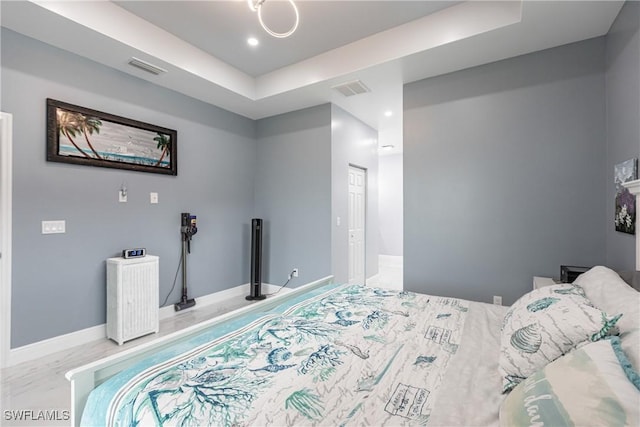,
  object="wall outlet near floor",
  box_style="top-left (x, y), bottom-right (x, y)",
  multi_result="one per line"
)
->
top-left (493, 295), bottom-right (503, 305)
top-left (292, 268), bottom-right (299, 278)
